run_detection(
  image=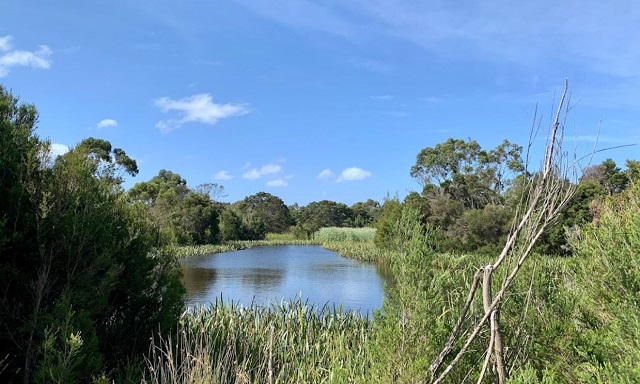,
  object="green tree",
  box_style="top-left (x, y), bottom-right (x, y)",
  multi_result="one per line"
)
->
top-left (411, 138), bottom-right (523, 209)
top-left (236, 192), bottom-right (292, 234)
top-left (349, 199), bottom-right (382, 227)
top-left (448, 204), bottom-right (512, 253)
top-left (129, 170), bottom-right (221, 246)
top-left (219, 206), bottom-right (245, 241)
top-left (373, 197), bottom-right (403, 249)
top-left (625, 159), bottom-right (640, 183)
top-left (0, 86), bottom-right (184, 382)
top-left (581, 158), bottom-right (629, 195)
top-left (293, 200), bottom-right (354, 238)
